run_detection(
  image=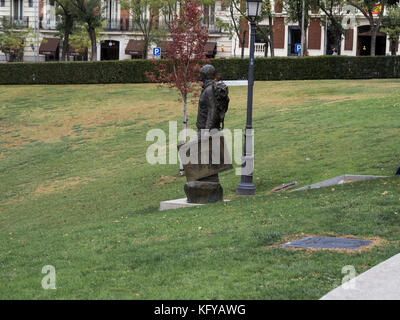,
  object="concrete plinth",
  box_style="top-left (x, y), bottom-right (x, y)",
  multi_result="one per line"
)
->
top-left (159, 198), bottom-right (230, 211)
top-left (159, 198), bottom-right (204, 211)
